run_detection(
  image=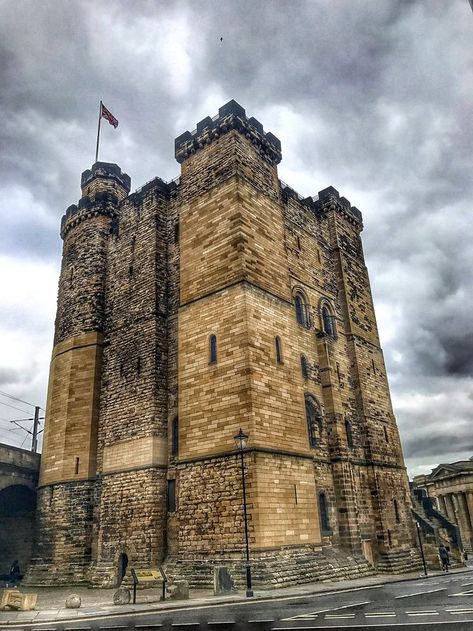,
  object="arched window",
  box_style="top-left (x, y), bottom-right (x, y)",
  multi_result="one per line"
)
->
top-left (393, 499), bottom-right (400, 523)
top-left (171, 417), bottom-right (179, 456)
top-left (301, 355), bottom-right (309, 379)
top-left (305, 394), bottom-right (322, 448)
top-left (321, 304), bottom-right (335, 337)
top-left (319, 492), bottom-right (330, 532)
top-left (295, 293), bottom-right (309, 328)
top-left (345, 420), bottom-right (353, 449)
top-left (275, 336), bottom-right (283, 364)
top-left (209, 334), bottom-right (217, 364)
